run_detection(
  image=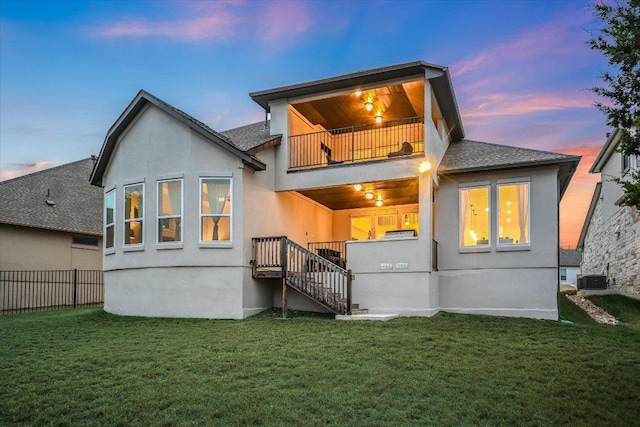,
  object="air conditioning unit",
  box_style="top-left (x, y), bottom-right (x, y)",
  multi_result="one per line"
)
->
top-left (577, 275), bottom-right (607, 290)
